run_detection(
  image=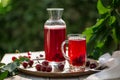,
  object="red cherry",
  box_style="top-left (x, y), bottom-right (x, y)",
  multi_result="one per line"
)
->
top-left (27, 51), bottom-right (31, 55)
top-left (72, 56), bottom-right (84, 66)
top-left (28, 55), bottom-right (31, 58)
top-left (46, 65), bottom-right (52, 72)
top-left (90, 63), bottom-right (97, 69)
top-left (40, 54), bottom-right (43, 57)
top-left (22, 61), bottom-right (28, 68)
top-left (42, 61), bottom-right (49, 66)
top-left (12, 56), bottom-right (17, 61)
top-left (41, 66), bottom-right (47, 72)
top-left (35, 64), bottom-right (42, 71)
top-left (28, 60), bottom-right (34, 67)
top-left (58, 63), bottom-right (64, 71)
top-left (86, 60), bottom-right (90, 67)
